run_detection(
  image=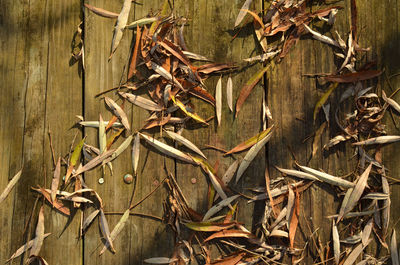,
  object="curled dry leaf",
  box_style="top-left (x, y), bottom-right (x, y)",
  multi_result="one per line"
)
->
top-left (382, 90), bottom-right (400, 113)
top-left (0, 168), bottom-right (22, 205)
top-left (109, 0), bottom-right (131, 59)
